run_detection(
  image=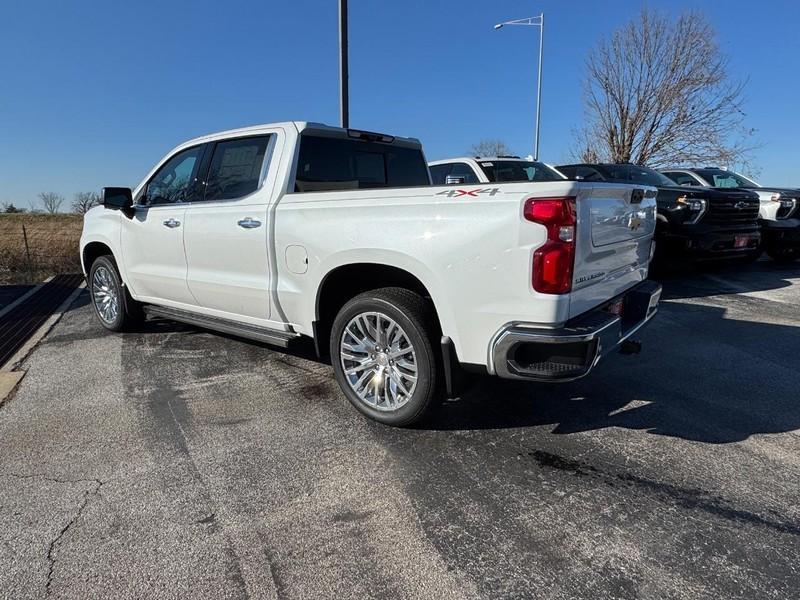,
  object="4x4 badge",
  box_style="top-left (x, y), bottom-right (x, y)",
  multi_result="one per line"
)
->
top-left (436, 188), bottom-right (500, 198)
